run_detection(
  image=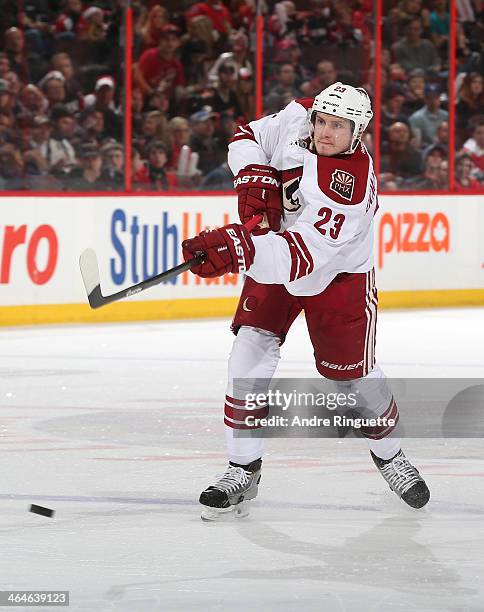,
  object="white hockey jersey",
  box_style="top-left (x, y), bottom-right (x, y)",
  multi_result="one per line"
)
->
top-left (228, 98), bottom-right (378, 296)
